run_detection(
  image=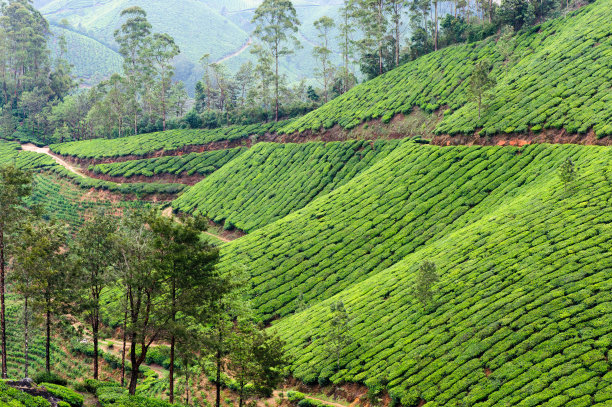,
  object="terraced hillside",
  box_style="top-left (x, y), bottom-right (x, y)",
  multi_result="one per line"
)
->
top-left (281, 0), bottom-right (612, 138)
top-left (172, 140), bottom-right (403, 232)
top-left (49, 121), bottom-right (291, 161)
top-left (90, 148), bottom-right (246, 182)
top-left (213, 142), bottom-right (612, 406)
